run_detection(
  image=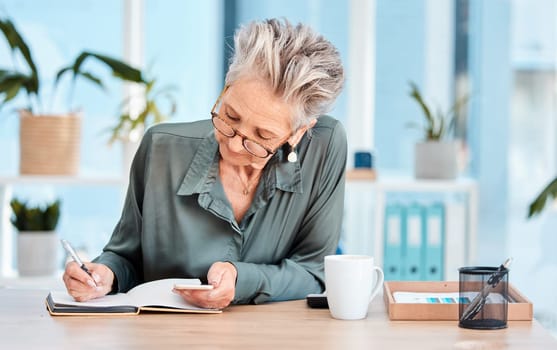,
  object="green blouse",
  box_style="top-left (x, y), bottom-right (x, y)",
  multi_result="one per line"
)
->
top-left (94, 115), bottom-right (347, 304)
